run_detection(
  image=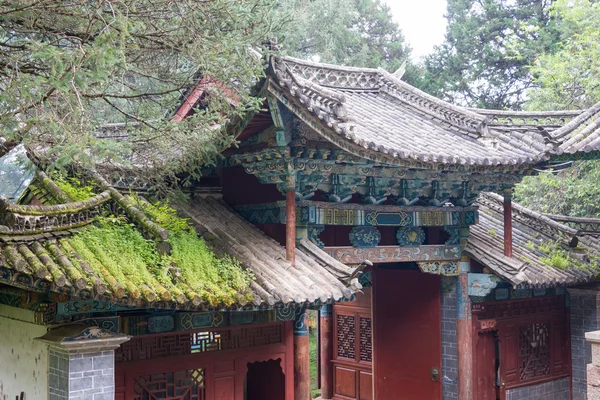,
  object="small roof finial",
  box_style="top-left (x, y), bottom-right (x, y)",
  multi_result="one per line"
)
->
top-left (392, 60), bottom-right (407, 80)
